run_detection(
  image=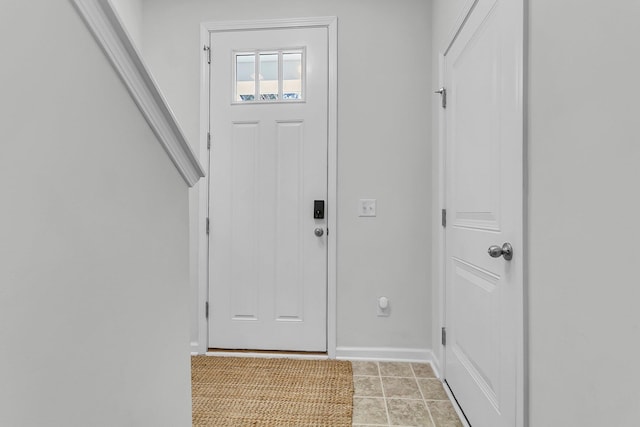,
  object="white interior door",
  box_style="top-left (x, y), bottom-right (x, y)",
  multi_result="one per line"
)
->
top-left (208, 26), bottom-right (328, 351)
top-left (443, 0), bottom-right (523, 426)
